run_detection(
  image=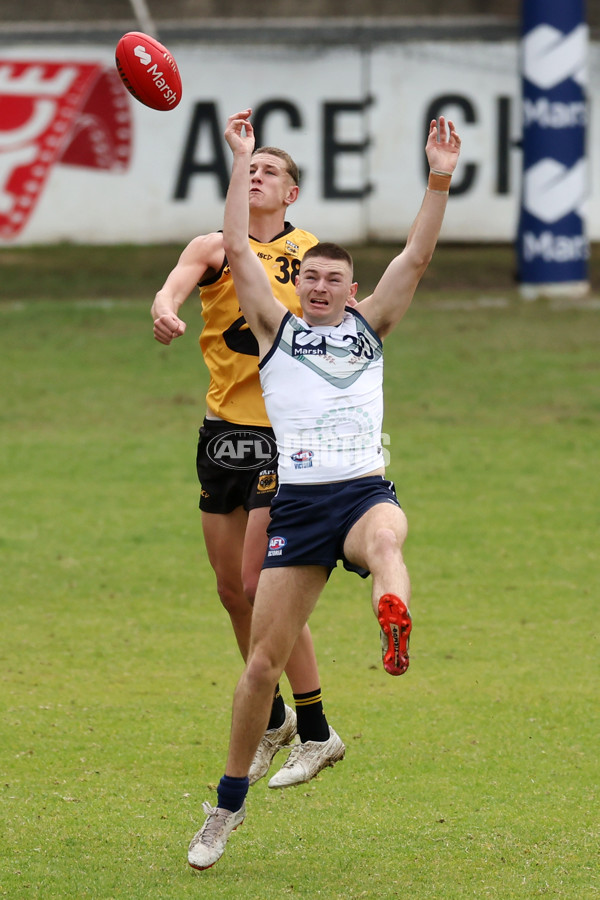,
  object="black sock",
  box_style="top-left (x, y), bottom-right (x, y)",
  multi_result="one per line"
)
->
top-left (294, 688), bottom-right (330, 743)
top-left (267, 684), bottom-right (286, 730)
top-left (217, 774), bottom-right (249, 813)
